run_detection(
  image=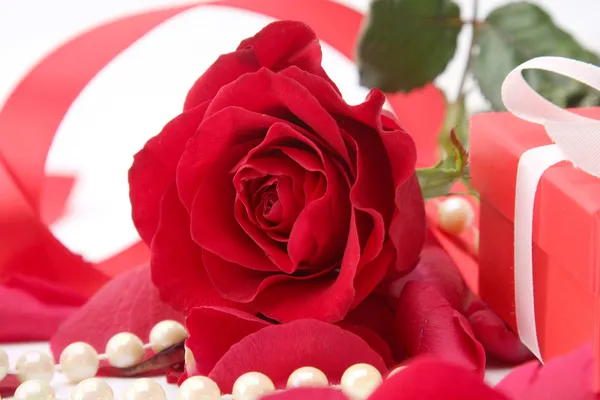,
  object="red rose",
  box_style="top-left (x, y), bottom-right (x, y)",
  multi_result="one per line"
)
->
top-left (129, 20), bottom-right (425, 323)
